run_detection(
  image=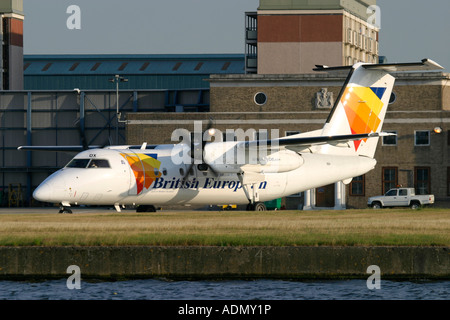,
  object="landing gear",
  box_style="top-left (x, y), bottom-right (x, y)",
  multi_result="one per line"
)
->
top-left (246, 202), bottom-right (267, 211)
top-left (58, 206), bottom-right (72, 214)
top-left (238, 173), bottom-right (267, 212)
top-left (254, 202), bottom-right (267, 211)
top-left (136, 205), bottom-right (157, 212)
